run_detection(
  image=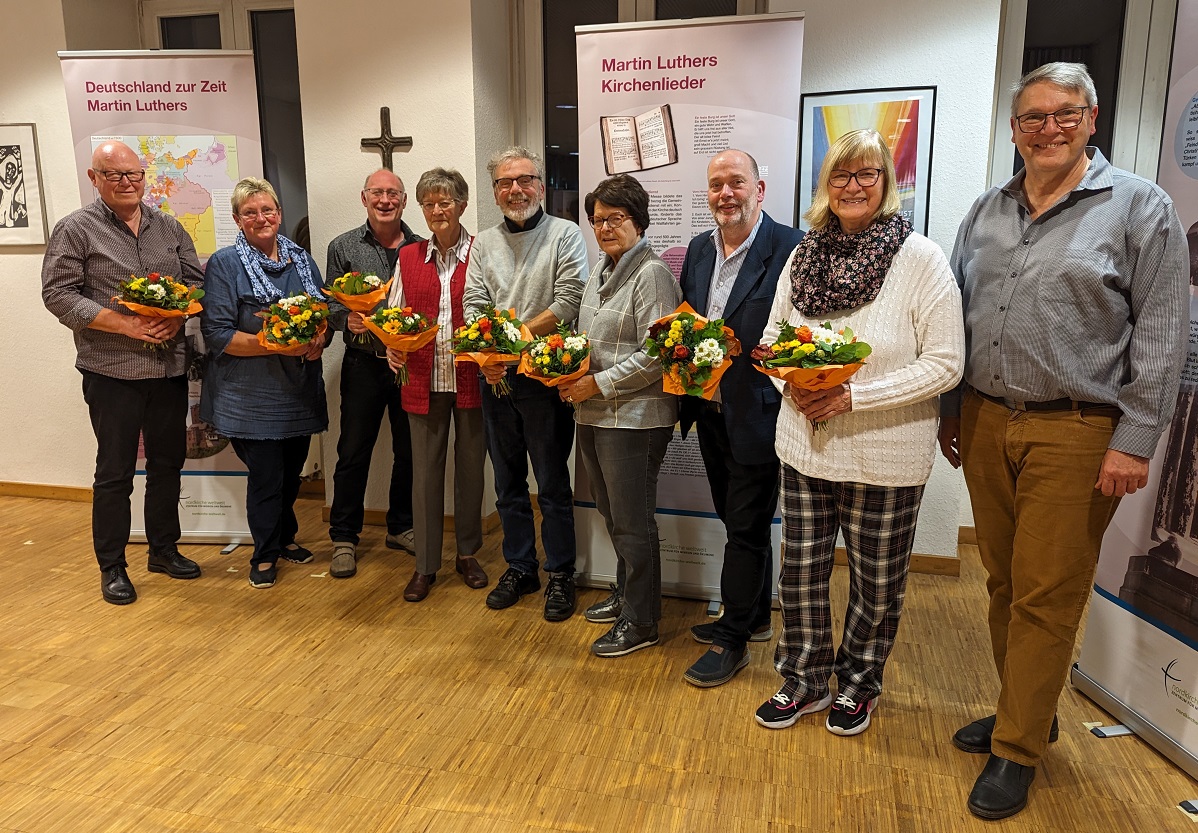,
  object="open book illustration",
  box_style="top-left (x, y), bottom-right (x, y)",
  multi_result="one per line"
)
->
top-left (600, 104), bottom-right (679, 175)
